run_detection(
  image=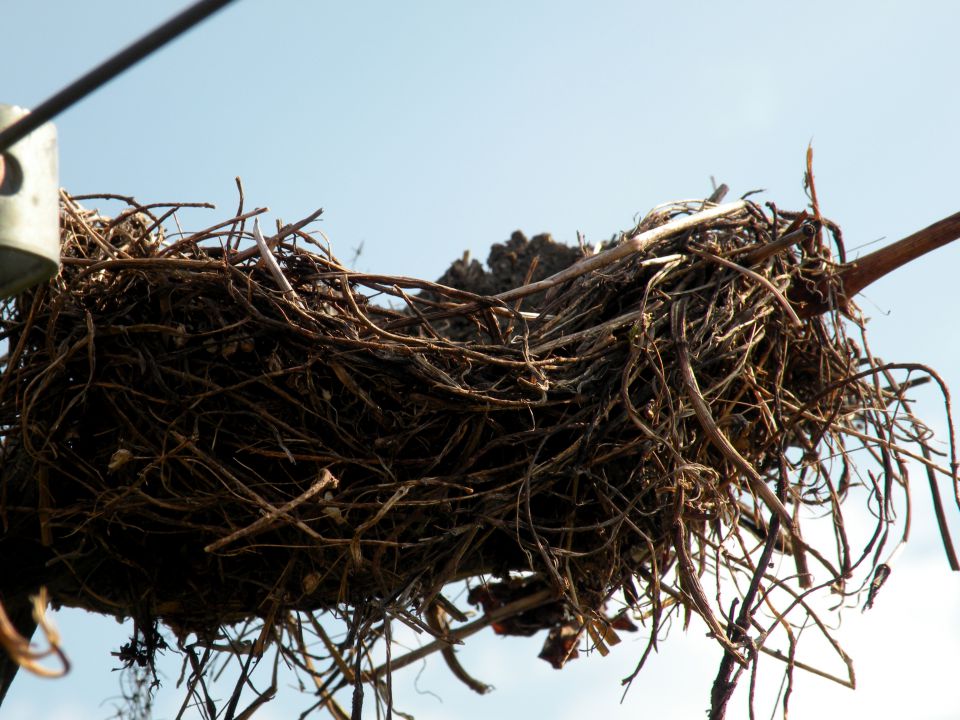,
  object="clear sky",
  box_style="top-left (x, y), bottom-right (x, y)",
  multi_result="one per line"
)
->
top-left (2, 1), bottom-right (960, 718)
